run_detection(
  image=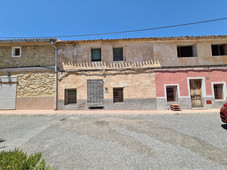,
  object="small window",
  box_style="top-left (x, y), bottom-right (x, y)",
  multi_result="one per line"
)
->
top-left (177, 46), bottom-right (195, 57)
top-left (12, 47), bottom-right (21, 57)
top-left (91, 49), bottom-right (101, 61)
top-left (166, 86), bottom-right (178, 102)
top-left (113, 48), bottom-right (123, 61)
top-left (211, 44), bottom-right (227, 56)
top-left (214, 84), bottom-right (224, 100)
top-left (113, 88), bottom-right (123, 103)
top-left (65, 89), bottom-right (77, 104)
